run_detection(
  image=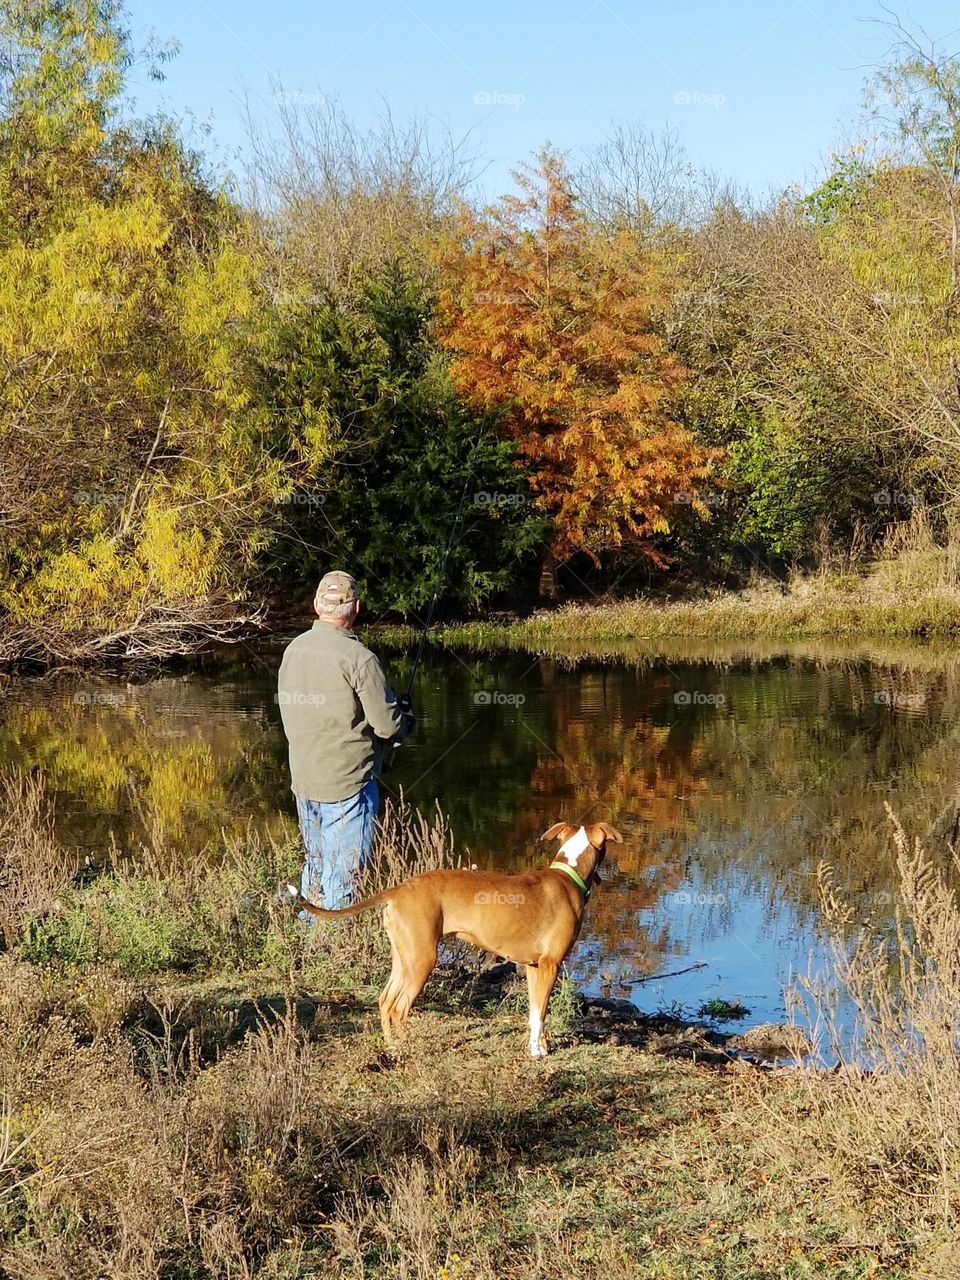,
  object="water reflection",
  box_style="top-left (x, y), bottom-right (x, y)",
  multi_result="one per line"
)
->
top-left (2, 634), bottom-right (959, 1024)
